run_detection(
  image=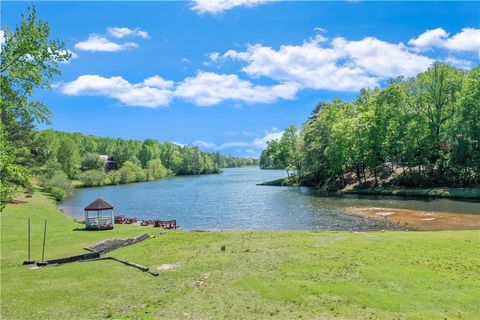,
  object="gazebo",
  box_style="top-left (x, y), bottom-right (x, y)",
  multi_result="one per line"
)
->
top-left (84, 198), bottom-right (115, 230)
